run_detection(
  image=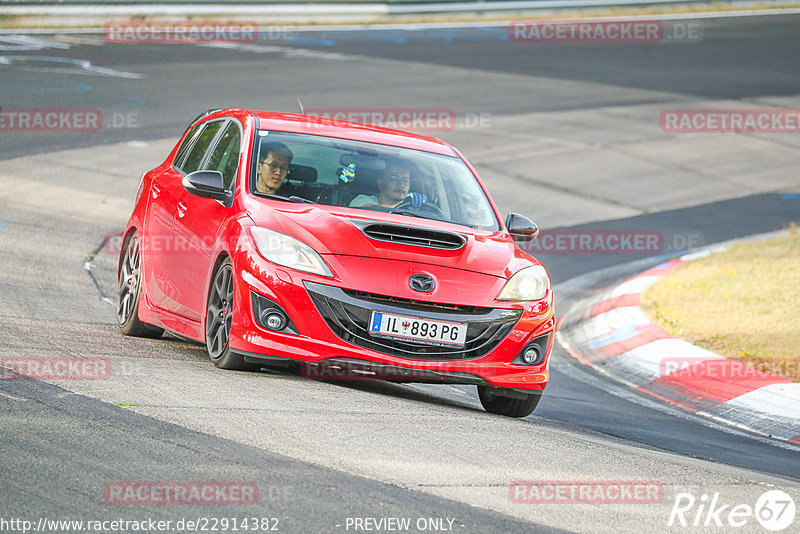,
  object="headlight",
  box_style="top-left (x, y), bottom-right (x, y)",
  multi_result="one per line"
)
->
top-left (497, 265), bottom-right (549, 301)
top-left (249, 227), bottom-right (333, 278)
